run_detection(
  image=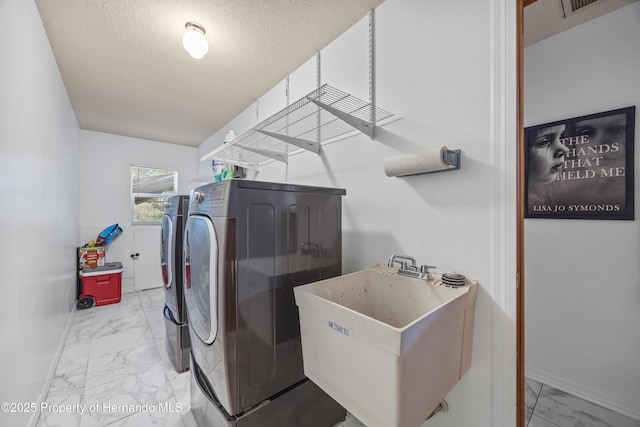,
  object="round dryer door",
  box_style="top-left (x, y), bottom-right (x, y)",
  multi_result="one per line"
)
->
top-left (160, 214), bottom-right (173, 288)
top-left (184, 215), bottom-right (218, 345)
